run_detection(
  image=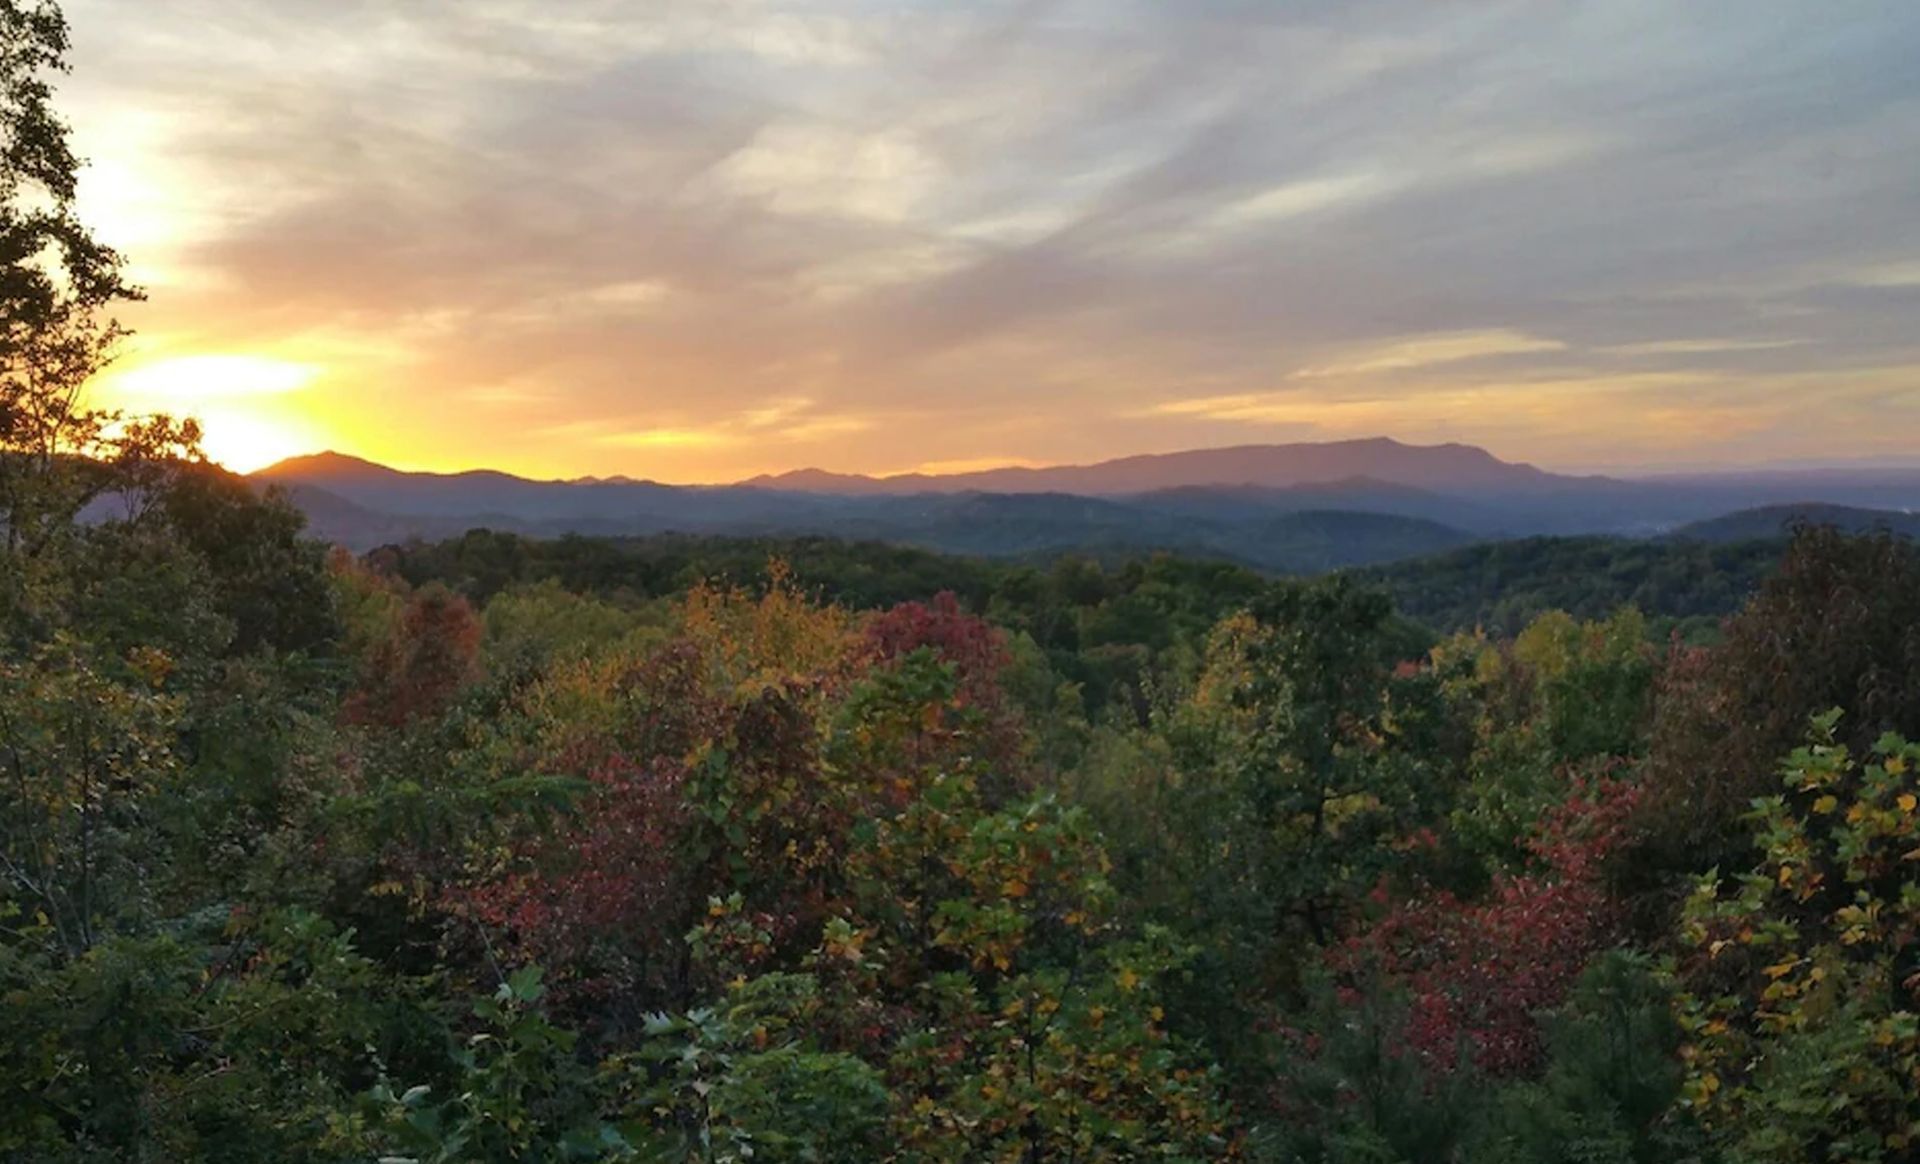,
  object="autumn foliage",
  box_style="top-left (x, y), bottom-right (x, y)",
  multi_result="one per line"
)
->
top-left (16, 442), bottom-right (1920, 1164)
top-left (342, 580), bottom-right (482, 727)
top-left (1333, 775), bottom-right (1643, 1076)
